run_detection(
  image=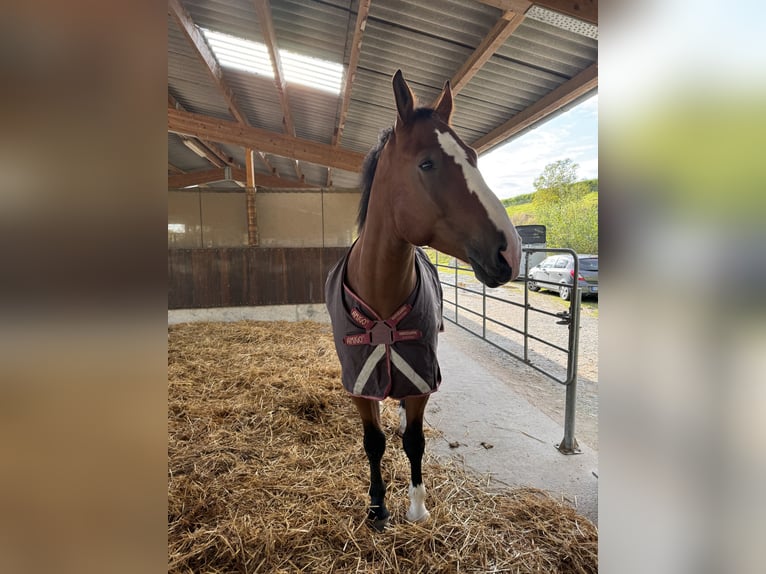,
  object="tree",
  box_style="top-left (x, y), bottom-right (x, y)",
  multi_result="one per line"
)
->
top-left (533, 159), bottom-right (579, 202)
top-left (532, 159), bottom-right (598, 254)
